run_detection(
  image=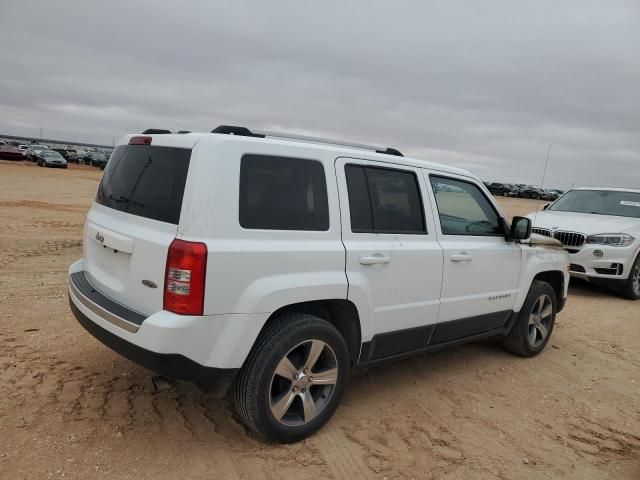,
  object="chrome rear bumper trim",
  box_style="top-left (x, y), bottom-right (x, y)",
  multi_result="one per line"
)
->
top-left (69, 273), bottom-right (141, 333)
